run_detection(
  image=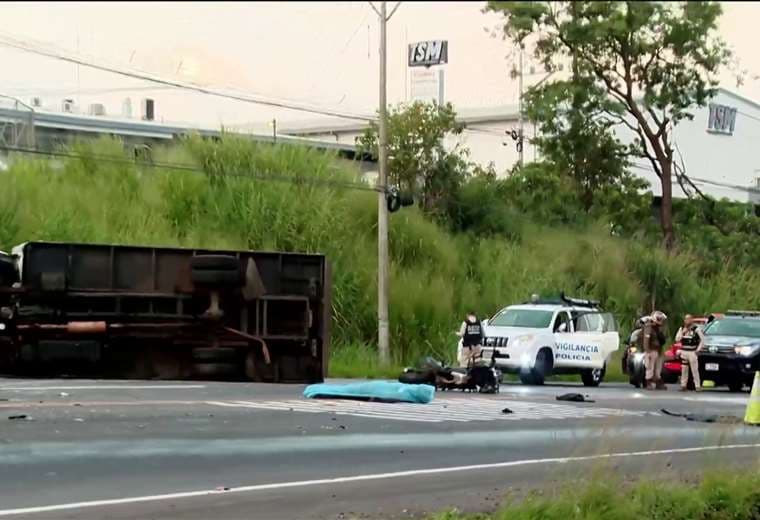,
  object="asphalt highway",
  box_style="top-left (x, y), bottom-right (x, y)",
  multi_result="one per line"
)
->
top-left (1, 378), bottom-right (758, 519)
